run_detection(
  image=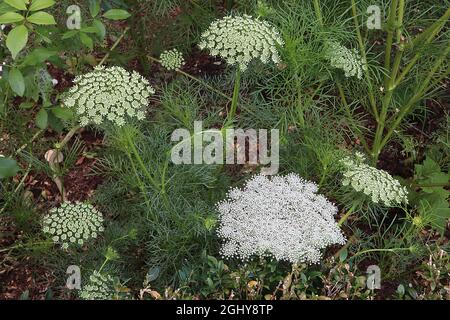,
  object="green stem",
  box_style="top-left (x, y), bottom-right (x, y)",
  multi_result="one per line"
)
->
top-left (147, 56), bottom-right (231, 101)
top-left (350, 0), bottom-right (379, 121)
top-left (225, 68), bottom-right (241, 127)
top-left (98, 27), bottom-right (130, 66)
top-left (338, 206), bottom-right (355, 226)
top-left (350, 247), bottom-right (411, 260)
top-left (313, 0), bottom-right (323, 27)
